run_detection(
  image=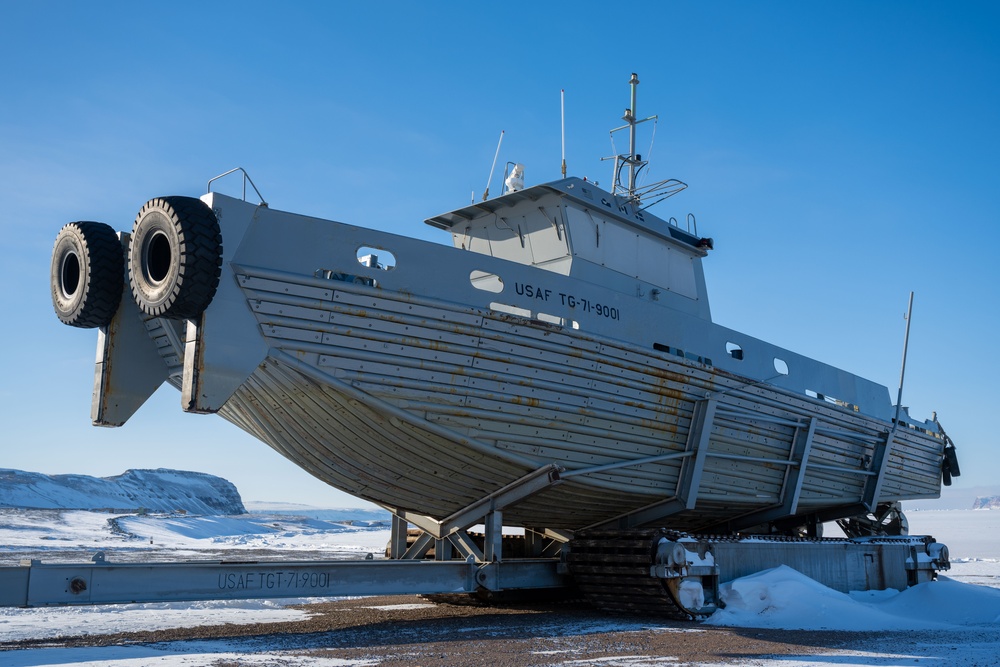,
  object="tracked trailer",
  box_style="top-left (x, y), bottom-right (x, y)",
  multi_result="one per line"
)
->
top-left (20, 73), bottom-right (960, 617)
